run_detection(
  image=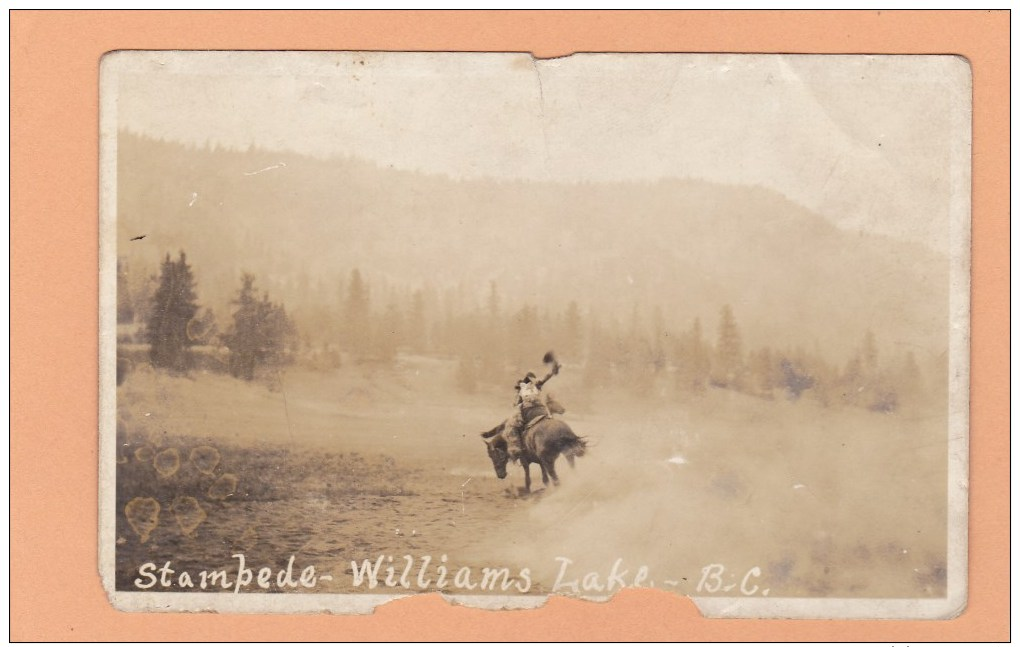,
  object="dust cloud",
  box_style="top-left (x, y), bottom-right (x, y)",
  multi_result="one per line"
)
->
top-left (477, 391), bottom-right (948, 599)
